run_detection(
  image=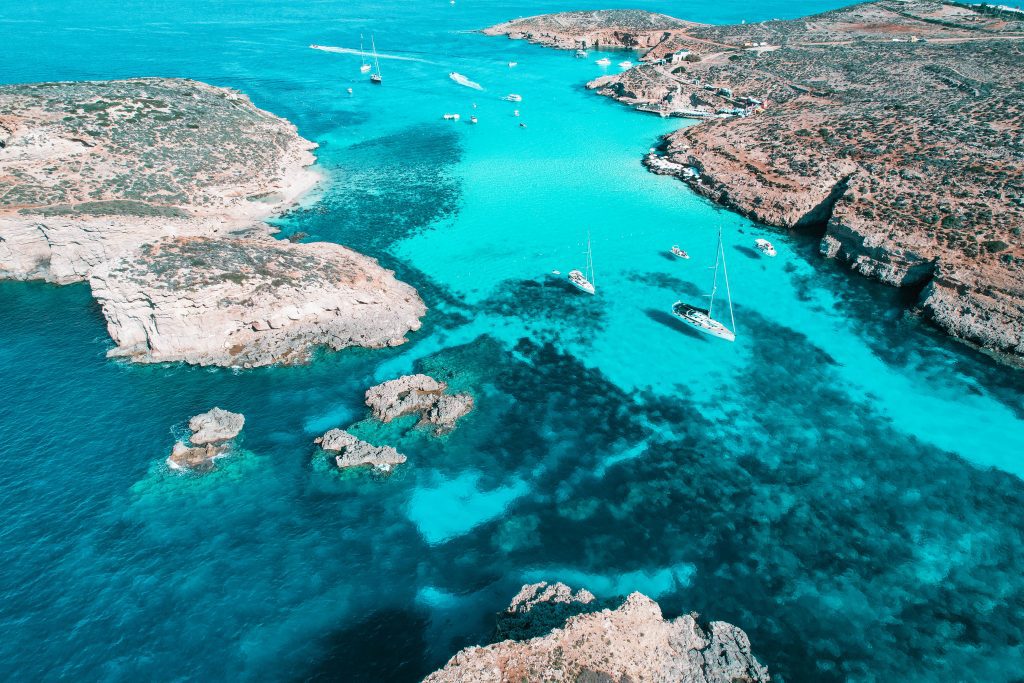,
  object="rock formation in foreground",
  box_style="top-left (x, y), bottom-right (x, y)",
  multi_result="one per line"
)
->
top-left (487, 2), bottom-right (1024, 360)
top-left (89, 236), bottom-right (424, 367)
top-left (168, 407), bottom-right (245, 470)
top-left (425, 581), bottom-right (770, 683)
top-left (1, 78), bottom-right (426, 366)
top-left (365, 374), bottom-right (473, 434)
top-left (0, 78), bottom-right (318, 284)
top-left (314, 428), bottom-right (407, 472)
